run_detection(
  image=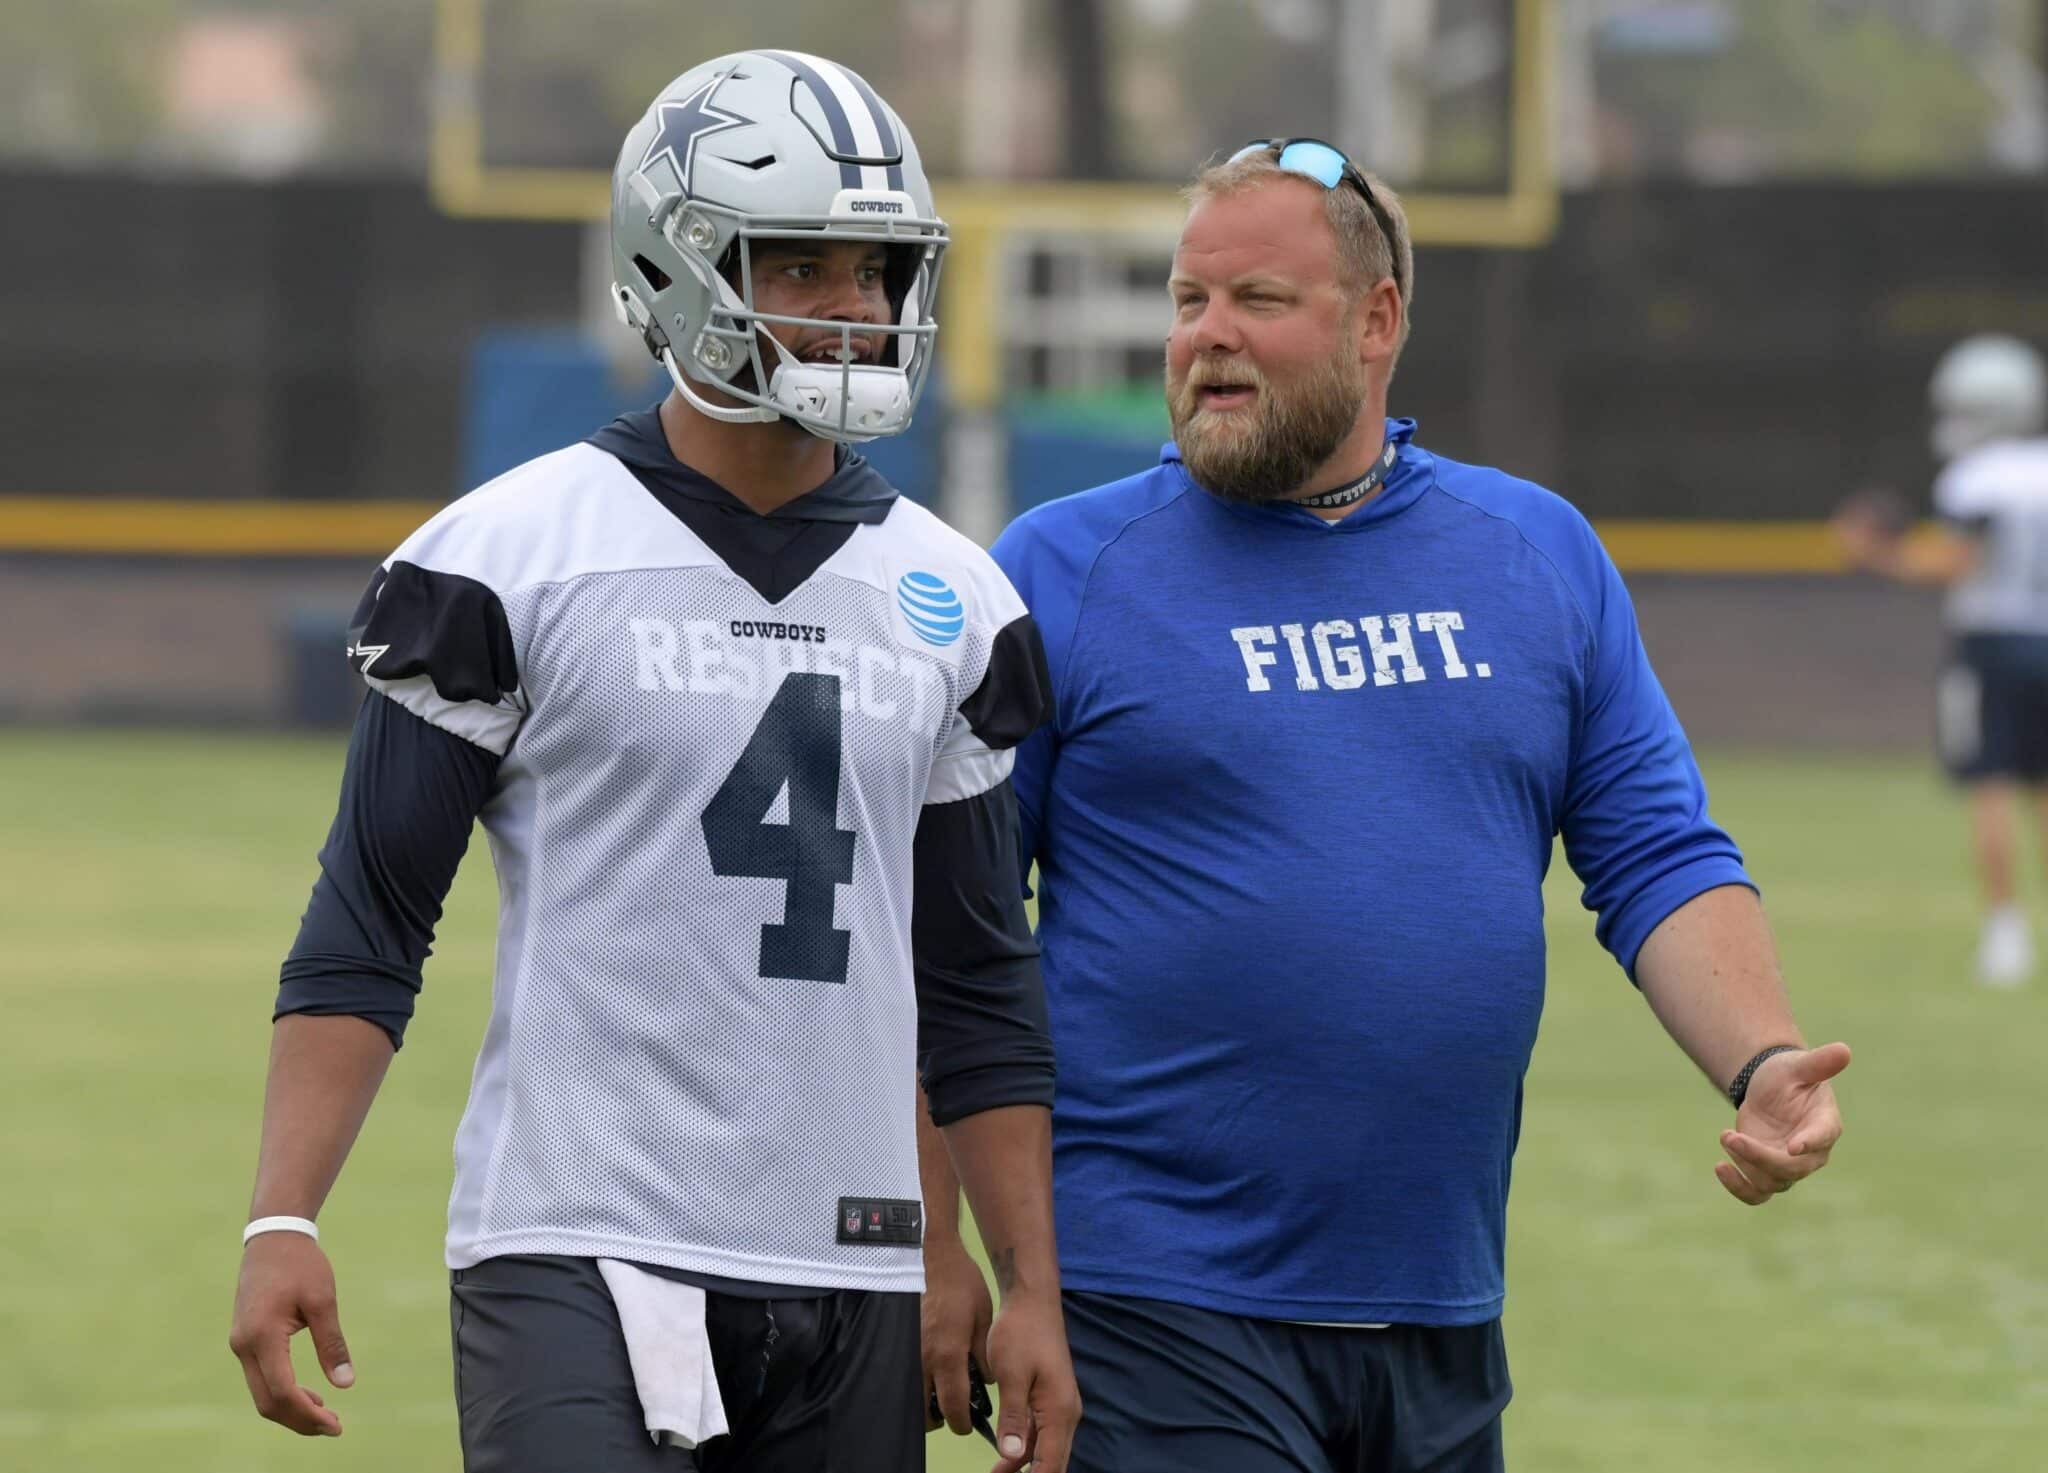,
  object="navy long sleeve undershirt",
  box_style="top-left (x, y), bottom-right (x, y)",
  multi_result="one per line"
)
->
top-left (275, 691), bottom-right (498, 1048)
top-left (911, 777), bottom-right (1054, 1126)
